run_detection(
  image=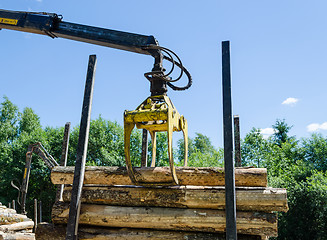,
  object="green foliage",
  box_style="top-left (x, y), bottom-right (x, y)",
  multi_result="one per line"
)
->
top-left (242, 119), bottom-right (327, 240)
top-left (177, 133), bottom-right (223, 167)
top-left (301, 133), bottom-right (327, 171)
top-left (0, 96), bottom-right (19, 142)
top-left (0, 97), bottom-right (55, 221)
top-left (3, 98), bottom-right (326, 239)
top-left (148, 132), bottom-right (169, 166)
top-left (241, 128), bottom-right (272, 167)
top-left (275, 171), bottom-right (327, 240)
top-left (272, 119), bottom-right (294, 147)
